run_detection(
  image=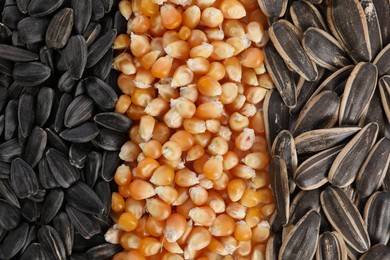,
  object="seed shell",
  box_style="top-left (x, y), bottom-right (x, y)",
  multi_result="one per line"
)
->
top-left (17, 17), bottom-right (50, 44)
top-left (17, 94), bottom-right (35, 139)
top-left (0, 179), bottom-right (20, 208)
top-left (359, 89), bottom-right (387, 138)
top-left (65, 205), bottom-right (101, 240)
top-left (65, 181), bottom-right (105, 215)
top-left (28, 0), bottom-right (64, 17)
top-left (53, 212), bottom-right (74, 256)
top-left (60, 122), bottom-right (100, 143)
top-left (46, 148), bottom-right (80, 189)
top-left (360, 245), bottom-right (390, 259)
top-left (86, 29), bottom-right (117, 68)
top-left (85, 76), bottom-right (118, 111)
top-left (374, 43), bottom-right (390, 77)
top-left (316, 231), bottom-right (348, 260)
top-left (360, 0), bottom-right (382, 60)
top-left (257, 0), bottom-right (288, 18)
top-left (45, 8), bottom-right (74, 49)
top-left (84, 151), bottom-right (102, 188)
top-left (0, 44), bottom-right (38, 62)
top-left (101, 151), bottom-right (121, 182)
top-left (63, 35), bottom-right (88, 79)
top-left (320, 186), bottom-right (370, 253)
top-left (38, 225), bottom-right (66, 260)
top-left (40, 189), bottom-right (64, 225)
top-left (4, 99), bottom-right (18, 140)
top-left (10, 158), bottom-right (39, 199)
top-left (289, 190), bottom-right (321, 225)
top-left (372, 0), bottom-right (390, 46)
top-left (64, 95), bottom-right (94, 128)
top-left (94, 112), bottom-right (132, 132)
top-left (0, 222), bottom-right (29, 260)
top-left (23, 126), bottom-right (47, 168)
top-left (72, 0), bottom-right (92, 34)
top-left (94, 180), bottom-right (111, 216)
top-left (20, 199), bottom-right (41, 223)
top-left (328, 122), bottom-right (378, 188)
top-left (290, 0), bottom-right (327, 32)
top-left (35, 87), bottom-right (54, 127)
top-left (0, 138), bottom-right (22, 163)
top-left (379, 75), bottom-right (390, 123)
top-left (86, 243), bottom-right (121, 260)
top-left (69, 143), bottom-right (91, 169)
top-left (13, 62), bottom-right (51, 87)
top-left (20, 243), bottom-right (47, 260)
